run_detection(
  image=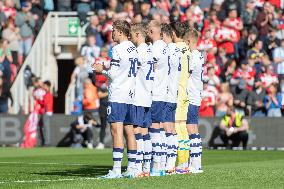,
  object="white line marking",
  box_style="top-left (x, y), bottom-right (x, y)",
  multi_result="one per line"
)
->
top-left (0, 177), bottom-right (98, 184)
top-left (0, 162), bottom-right (90, 166)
